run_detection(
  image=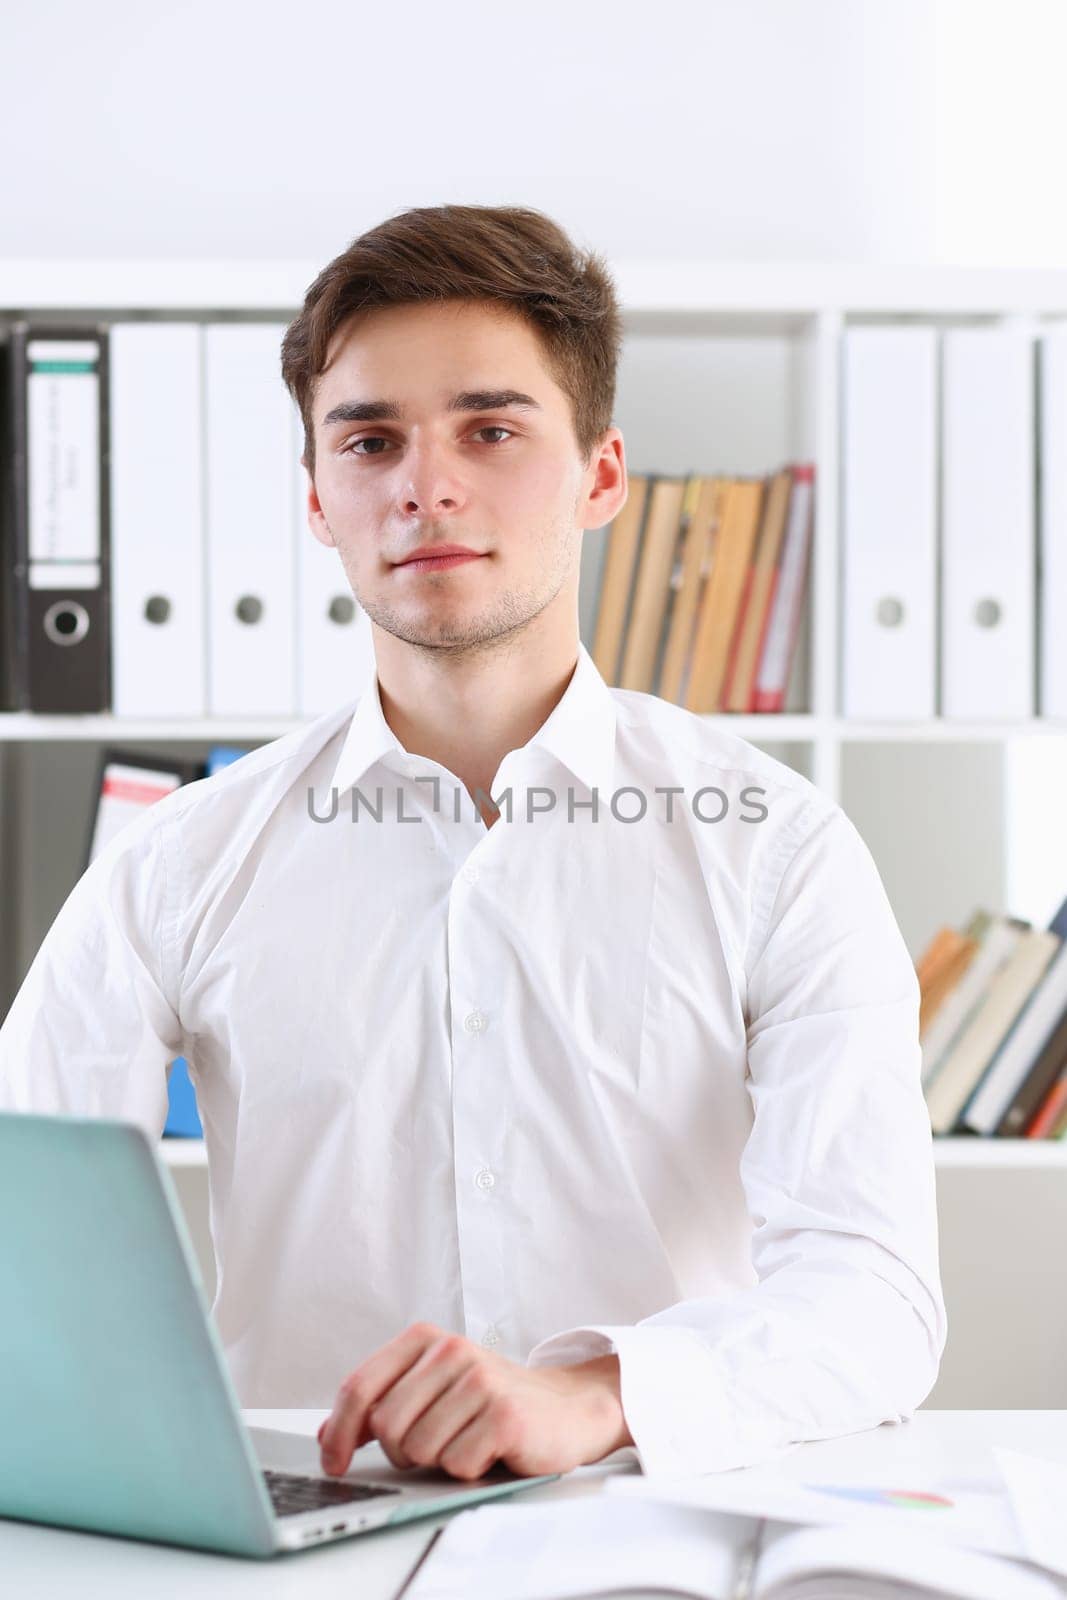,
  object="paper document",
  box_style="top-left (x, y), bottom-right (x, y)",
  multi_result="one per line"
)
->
top-left (754, 1521), bottom-right (1059, 1600)
top-left (401, 1490), bottom-right (1064, 1600)
top-left (606, 1462), bottom-right (1024, 1563)
top-left (995, 1448), bottom-right (1067, 1579)
top-left (400, 1495), bottom-right (754, 1600)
